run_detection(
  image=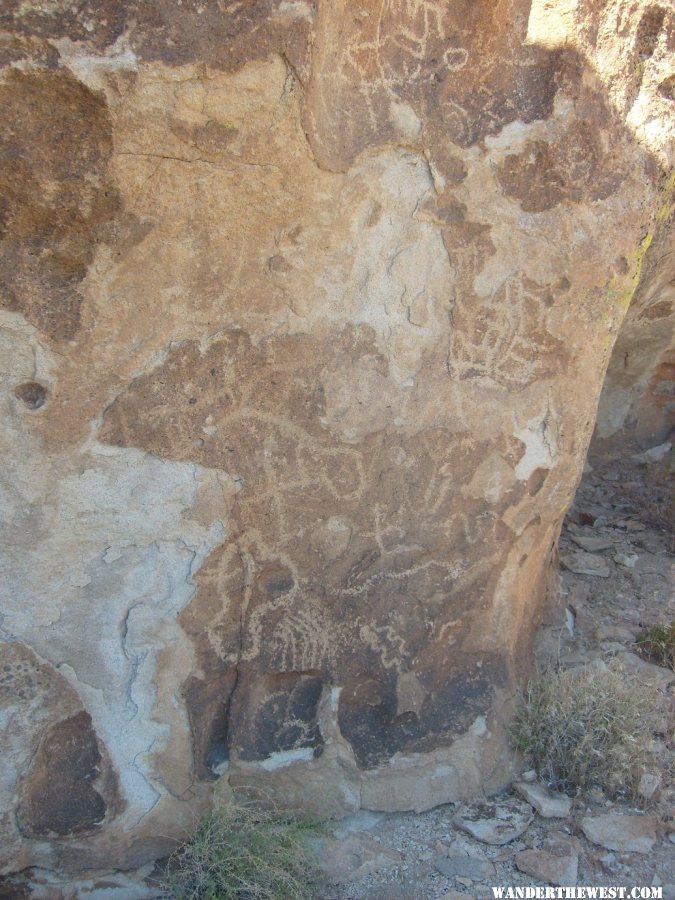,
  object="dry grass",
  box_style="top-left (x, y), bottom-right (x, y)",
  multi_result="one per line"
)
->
top-left (635, 621), bottom-right (675, 671)
top-left (510, 661), bottom-right (662, 801)
top-left (161, 800), bottom-right (325, 900)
